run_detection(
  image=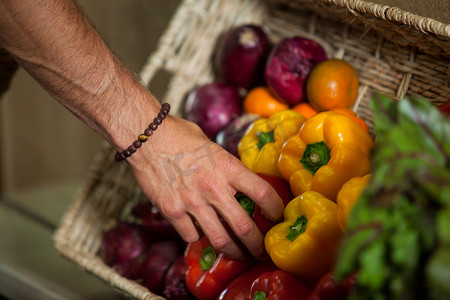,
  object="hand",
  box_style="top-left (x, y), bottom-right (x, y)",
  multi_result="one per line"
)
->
top-left (128, 115), bottom-right (285, 260)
